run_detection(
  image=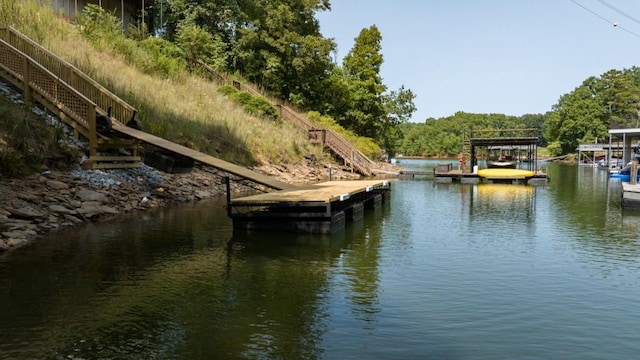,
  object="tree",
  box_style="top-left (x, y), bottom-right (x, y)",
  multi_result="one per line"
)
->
top-left (546, 84), bottom-right (608, 154)
top-left (341, 25), bottom-right (387, 139)
top-left (381, 86), bottom-right (416, 157)
top-left (543, 68), bottom-right (640, 155)
top-left (593, 68), bottom-right (640, 128)
top-left (234, 0), bottom-right (334, 101)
